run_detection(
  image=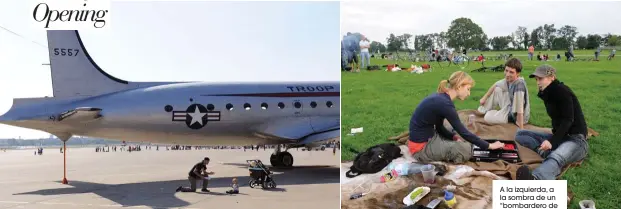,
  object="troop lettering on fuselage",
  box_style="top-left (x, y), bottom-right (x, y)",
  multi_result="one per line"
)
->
top-left (286, 86), bottom-right (335, 92)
